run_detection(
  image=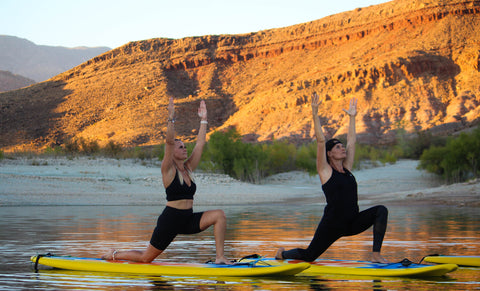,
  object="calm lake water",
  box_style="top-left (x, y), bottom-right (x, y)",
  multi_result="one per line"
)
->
top-left (0, 204), bottom-right (479, 290)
